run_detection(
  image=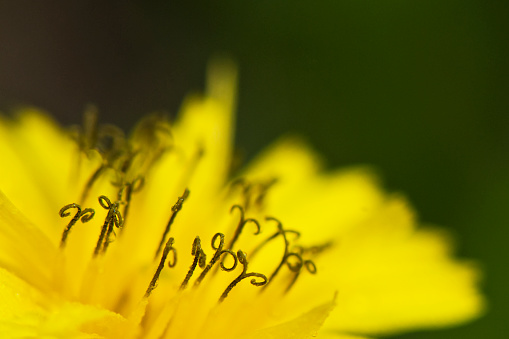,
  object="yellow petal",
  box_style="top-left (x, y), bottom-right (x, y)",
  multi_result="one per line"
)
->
top-left (0, 267), bottom-right (127, 338)
top-left (240, 139), bottom-right (384, 244)
top-left (0, 266), bottom-right (48, 337)
top-left (319, 333), bottom-right (371, 339)
top-left (0, 190), bottom-right (57, 292)
top-left (320, 197), bottom-right (484, 335)
top-left (172, 58), bottom-right (237, 199)
top-left (235, 298), bottom-right (335, 339)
